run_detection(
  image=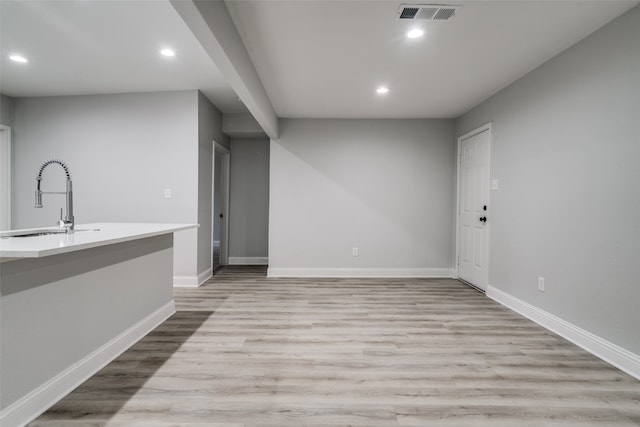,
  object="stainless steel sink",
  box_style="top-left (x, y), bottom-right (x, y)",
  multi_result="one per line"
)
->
top-left (10, 231), bottom-right (66, 238)
top-left (0, 229), bottom-right (100, 238)
top-left (0, 229), bottom-right (65, 238)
